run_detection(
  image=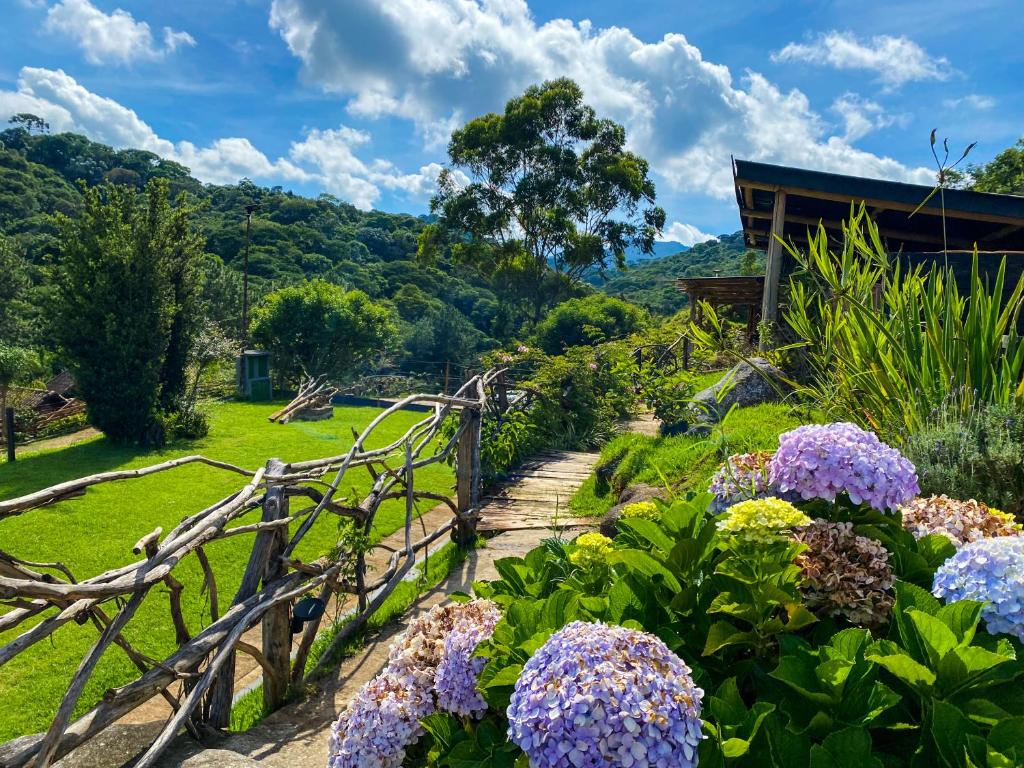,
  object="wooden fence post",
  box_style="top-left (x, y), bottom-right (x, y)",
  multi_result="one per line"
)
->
top-left (206, 459), bottom-right (287, 728)
top-left (261, 461), bottom-right (290, 712)
top-left (453, 406), bottom-right (481, 546)
top-left (495, 371), bottom-right (509, 413)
